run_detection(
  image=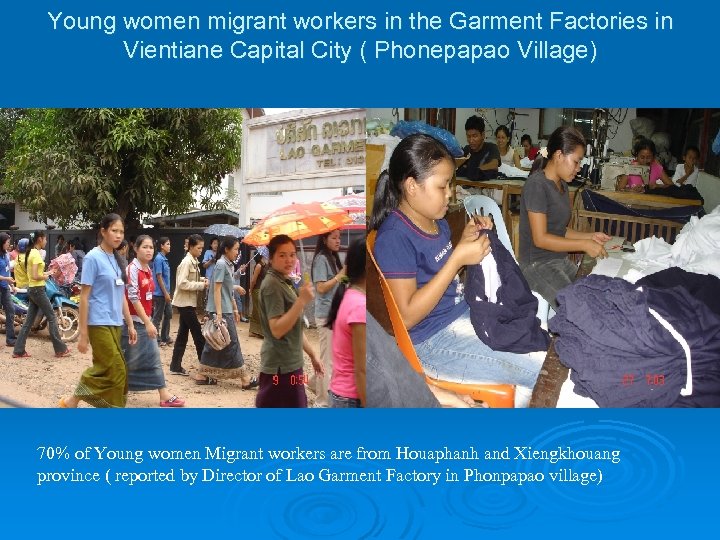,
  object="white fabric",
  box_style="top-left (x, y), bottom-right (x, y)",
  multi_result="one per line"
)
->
top-left (498, 163), bottom-right (529, 178)
top-left (520, 157), bottom-right (533, 168)
top-left (480, 252), bottom-right (500, 304)
top-left (672, 163), bottom-right (699, 186)
top-left (620, 209), bottom-right (720, 280)
top-left (647, 307), bottom-right (693, 397)
top-left (625, 236), bottom-right (673, 265)
top-left (590, 257), bottom-right (624, 278)
top-left (670, 206), bottom-right (720, 272)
